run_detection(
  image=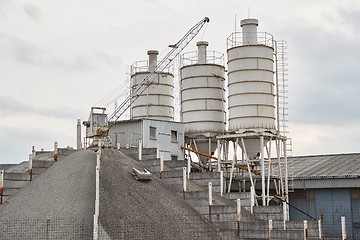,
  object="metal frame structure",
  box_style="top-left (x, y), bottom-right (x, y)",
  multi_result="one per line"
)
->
top-left (216, 132), bottom-right (288, 207)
